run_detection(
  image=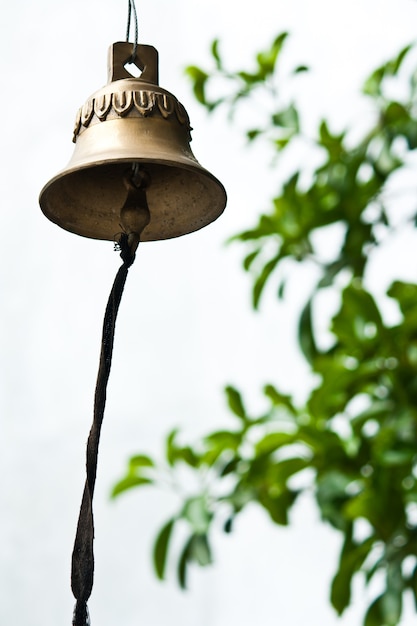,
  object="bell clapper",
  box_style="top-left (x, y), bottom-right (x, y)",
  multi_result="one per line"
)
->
top-left (118, 164), bottom-right (151, 256)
